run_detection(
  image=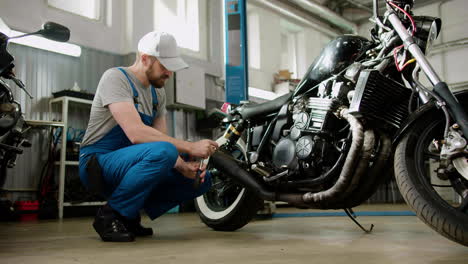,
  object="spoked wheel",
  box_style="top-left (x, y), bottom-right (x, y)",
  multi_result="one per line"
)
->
top-left (195, 139), bottom-right (263, 231)
top-left (395, 110), bottom-right (468, 246)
